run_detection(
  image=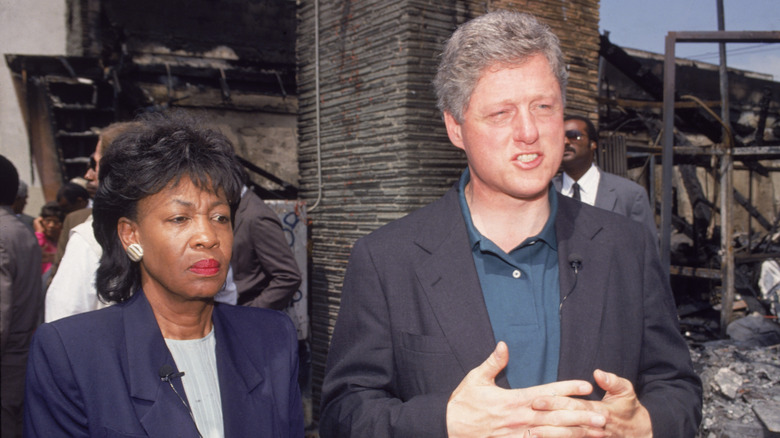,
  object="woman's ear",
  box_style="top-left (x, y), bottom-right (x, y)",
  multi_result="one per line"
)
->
top-left (117, 218), bottom-right (138, 252)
